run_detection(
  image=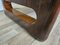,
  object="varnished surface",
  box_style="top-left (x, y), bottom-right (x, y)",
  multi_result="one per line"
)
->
top-left (2, 0), bottom-right (60, 41)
